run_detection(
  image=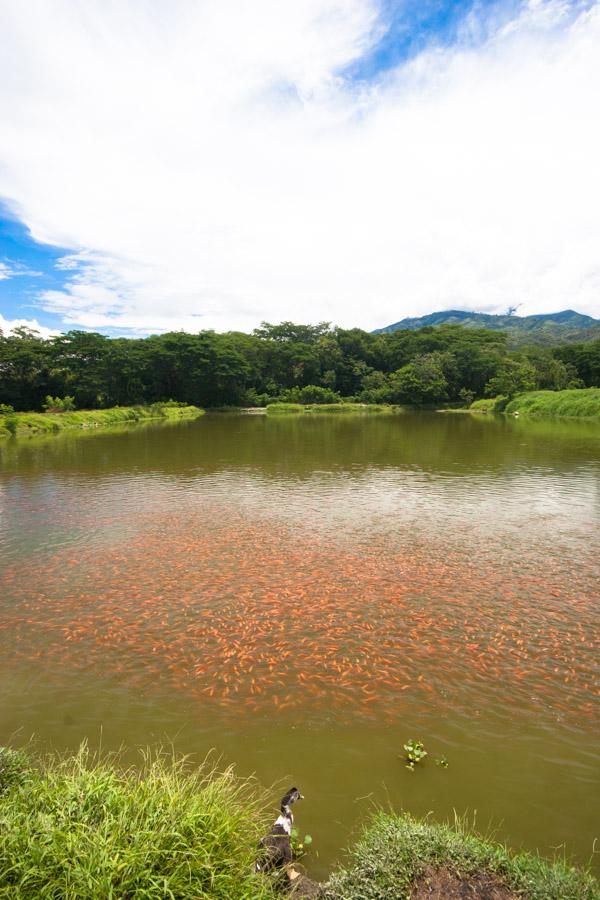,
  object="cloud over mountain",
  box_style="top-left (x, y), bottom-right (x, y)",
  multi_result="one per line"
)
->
top-left (1, 0), bottom-right (599, 333)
